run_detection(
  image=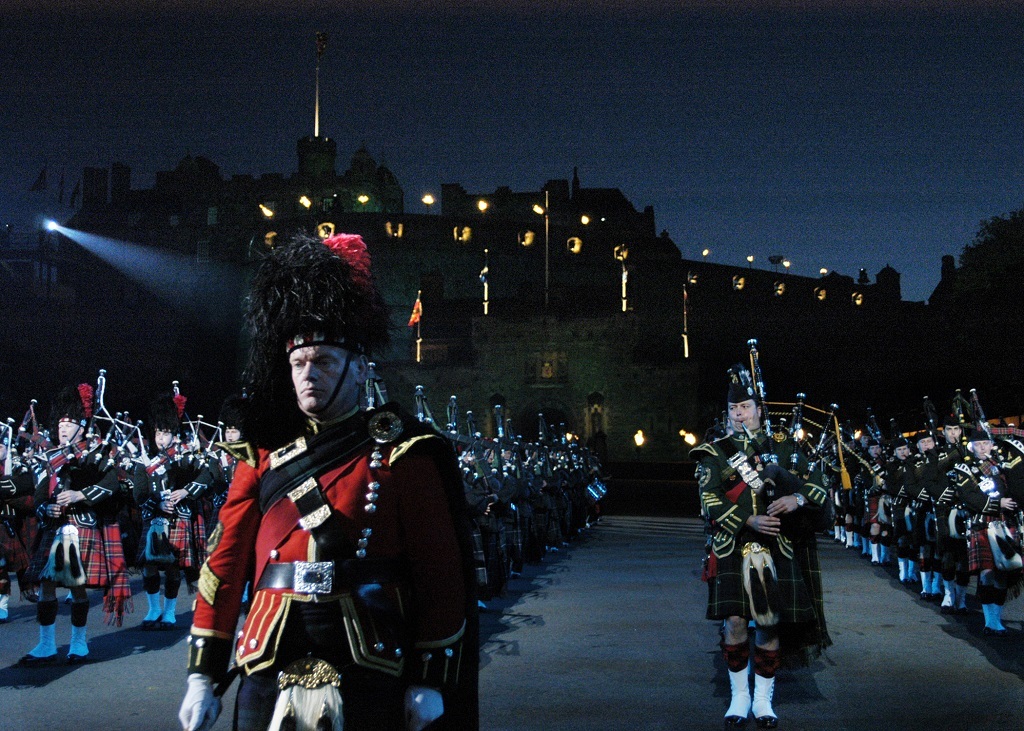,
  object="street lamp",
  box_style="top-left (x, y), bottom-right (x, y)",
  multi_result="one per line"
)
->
top-left (422, 193), bottom-right (436, 213)
top-left (746, 254), bottom-right (755, 268)
top-left (634, 429), bottom-right (645, 460)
